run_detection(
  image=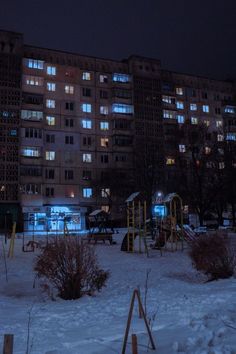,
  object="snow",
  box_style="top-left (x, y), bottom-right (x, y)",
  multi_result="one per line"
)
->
top-left (0, 231), bottom-right (236, 354)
